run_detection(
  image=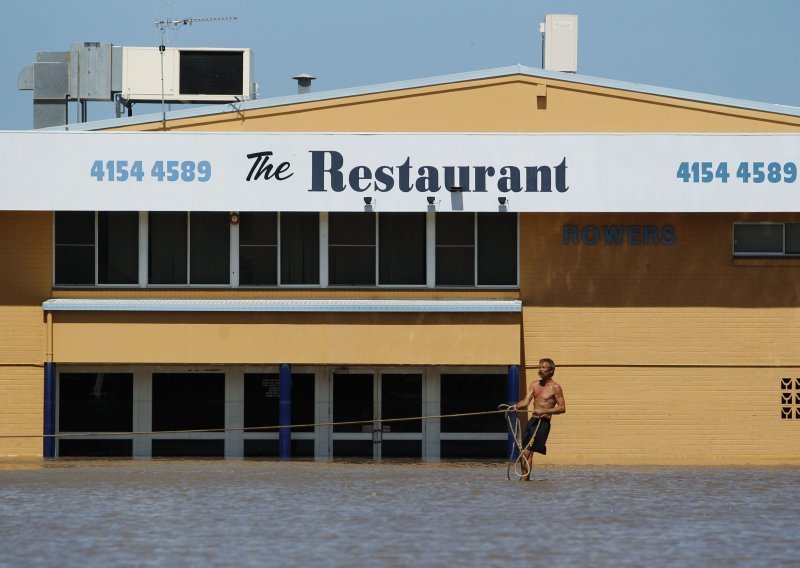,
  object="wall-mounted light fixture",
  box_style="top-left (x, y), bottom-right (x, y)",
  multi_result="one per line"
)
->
top-left (364, 196), bottom-right (373, 205)
top-left (426, 196), bottom-right (436, 205)
top-left (449, 185), bottom-right (462, 192)
top-left (498, 196), bottom-right (507, 205)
